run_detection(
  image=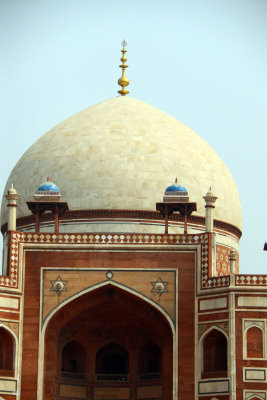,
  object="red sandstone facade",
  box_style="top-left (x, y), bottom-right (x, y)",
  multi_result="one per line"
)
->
top-left (0, 227), bottom-right (267, 399)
